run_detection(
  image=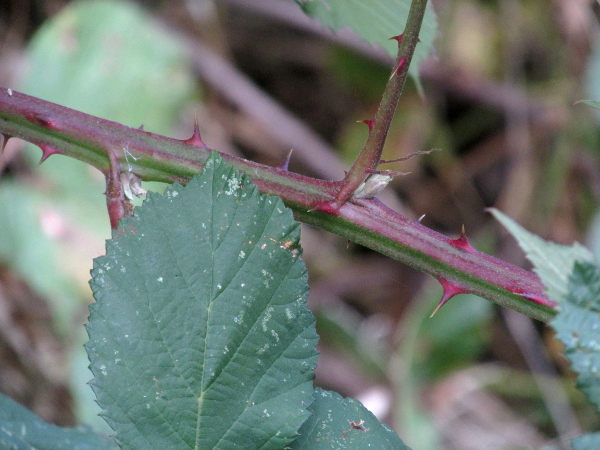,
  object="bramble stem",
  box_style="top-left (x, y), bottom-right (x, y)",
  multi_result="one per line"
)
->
top-left (333, 0), bottom-right (428, 207)
top-left (0, 85), bottom-right (555, 322)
